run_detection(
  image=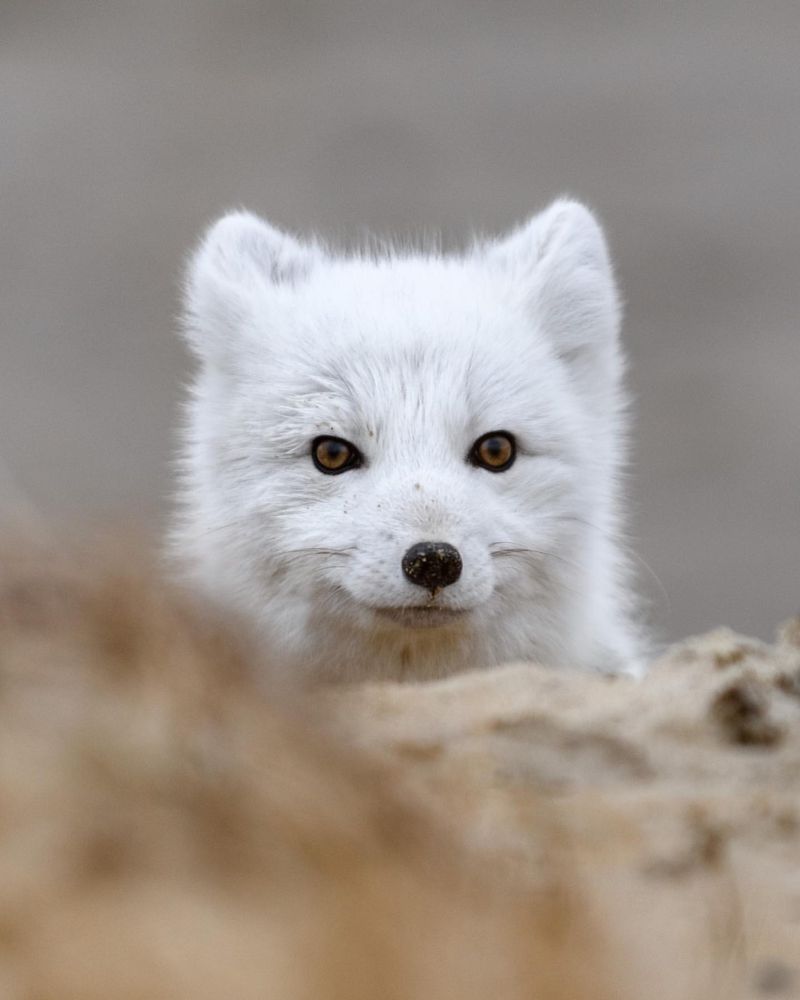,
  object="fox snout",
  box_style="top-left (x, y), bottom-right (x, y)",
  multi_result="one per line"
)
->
top-left (401, 541), bottom-right (463, 594)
